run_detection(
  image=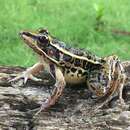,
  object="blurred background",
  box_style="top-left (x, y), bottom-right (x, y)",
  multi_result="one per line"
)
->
top-left (0, 0), bottom-right (130, 67)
